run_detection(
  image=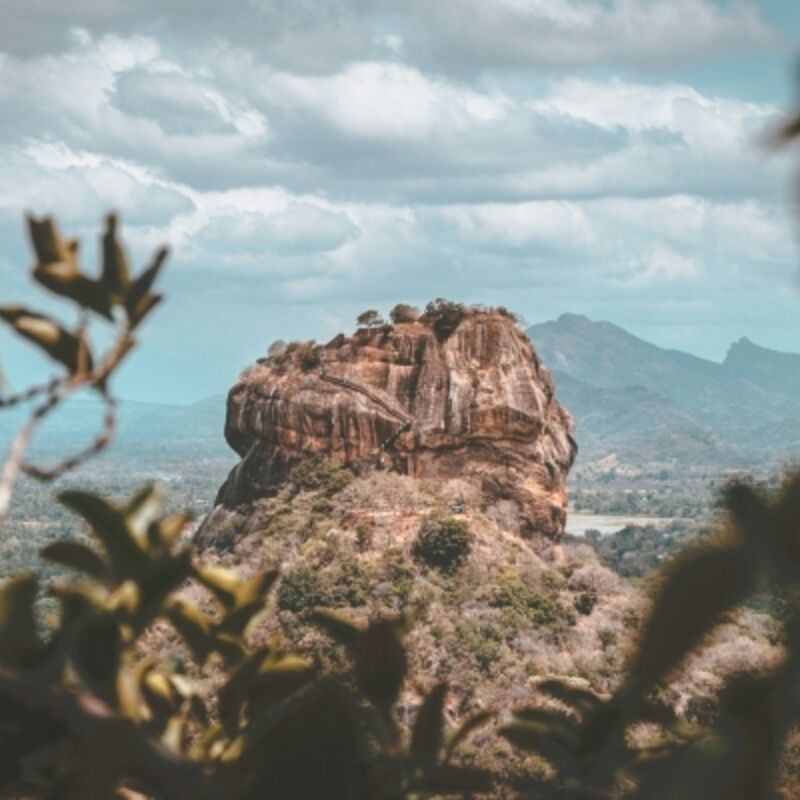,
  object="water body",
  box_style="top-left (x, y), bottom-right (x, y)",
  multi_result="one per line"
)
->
top-left (565, 513), bottom-right (673, 538)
